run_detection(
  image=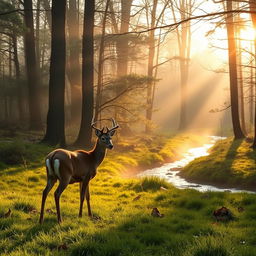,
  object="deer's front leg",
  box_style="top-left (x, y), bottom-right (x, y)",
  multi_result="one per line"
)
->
top-left (85, 185), bottom-right (92, 217)
top-left (79, 178), bottom-right (90, 218)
